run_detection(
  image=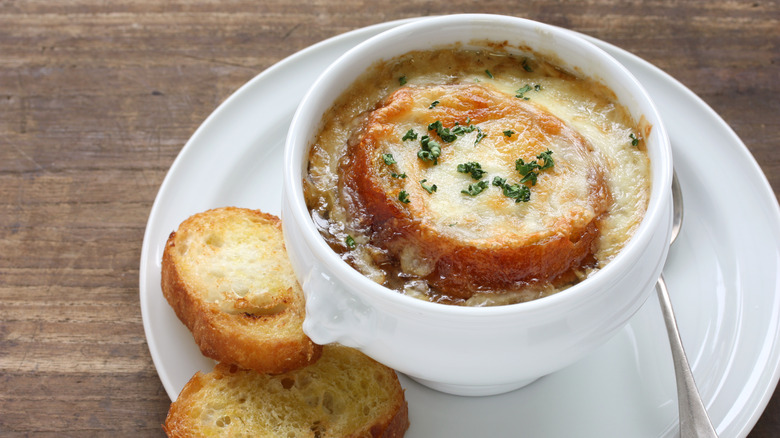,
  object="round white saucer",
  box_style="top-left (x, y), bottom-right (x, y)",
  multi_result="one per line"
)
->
top-left (139, 19), bottom-right (780, 437)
